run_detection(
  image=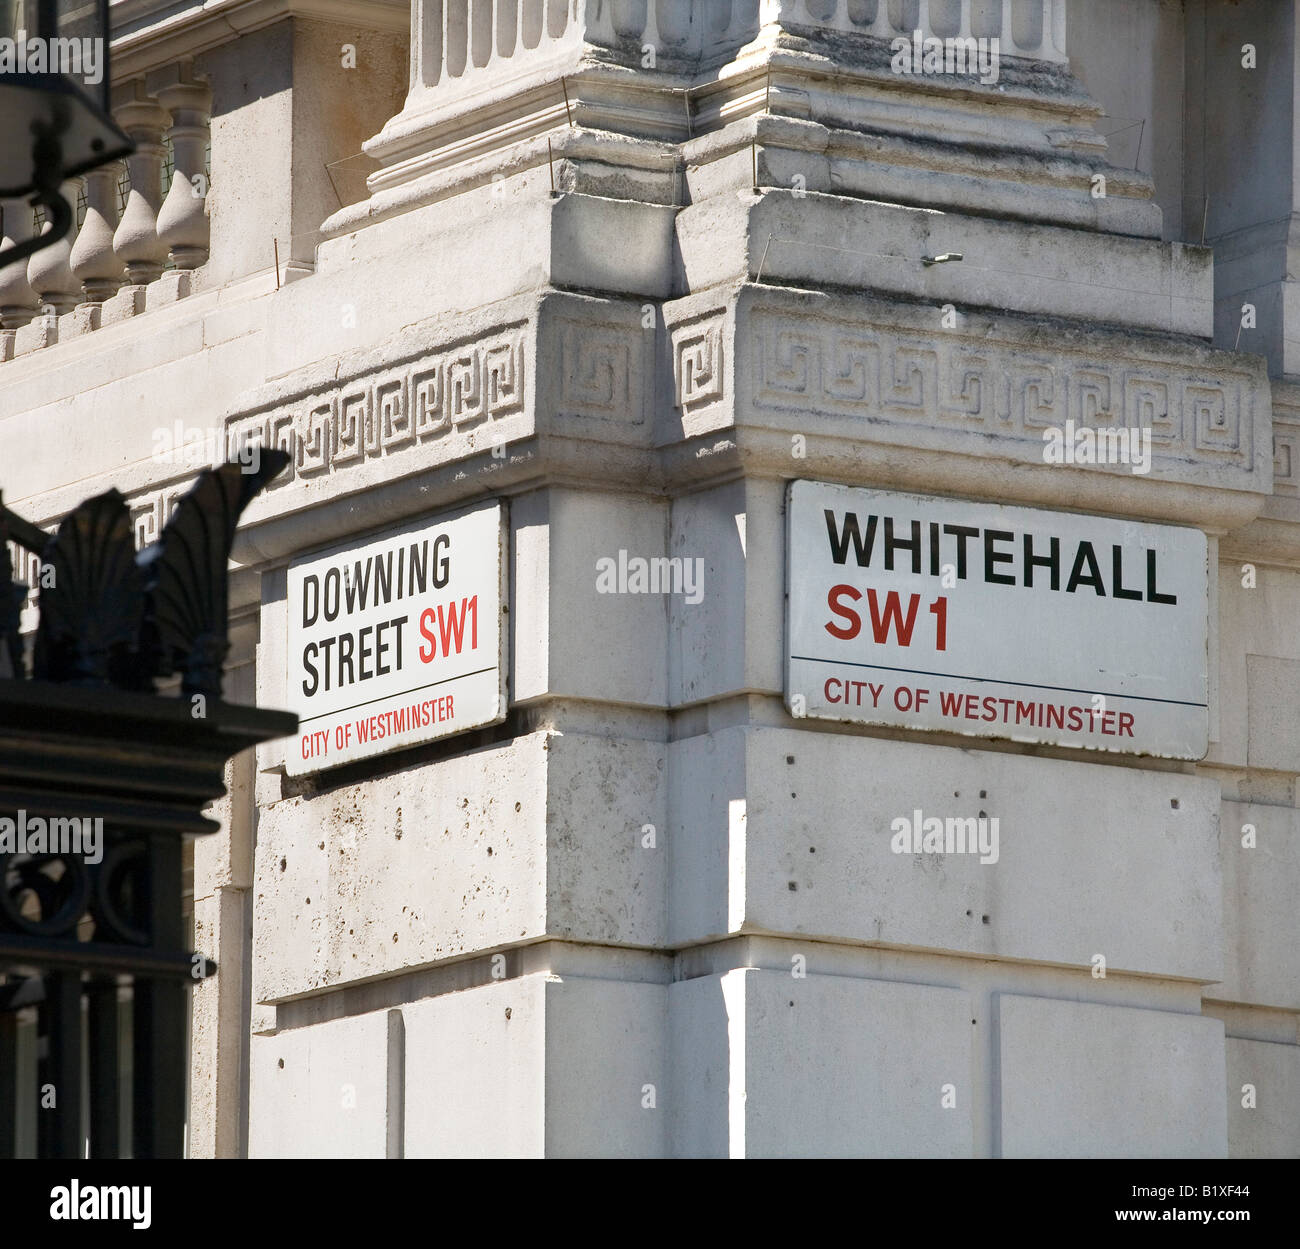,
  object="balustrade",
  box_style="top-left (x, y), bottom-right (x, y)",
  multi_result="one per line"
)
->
top-left (762, 0), bottom-right (1065, 61)
top-left (0, 202), bottom-right (39, 335)
top-left (407, 0), bottom-right (1064, 99)
top-left (0, 64), bottom-right (211, 362)
top-left (27, 181), bottom-right (83, 318)
top-left (69, 165), bottom-right (126, 304)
